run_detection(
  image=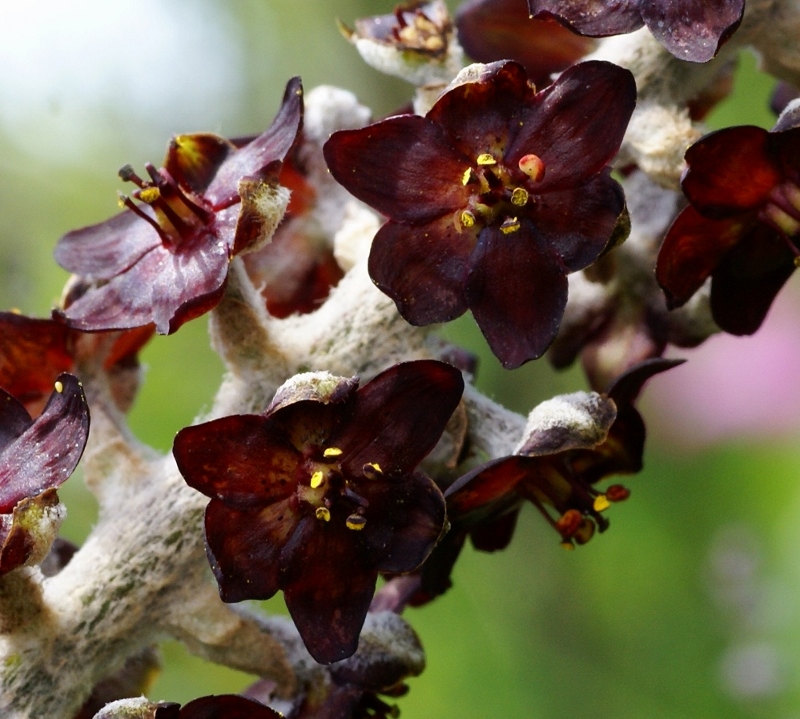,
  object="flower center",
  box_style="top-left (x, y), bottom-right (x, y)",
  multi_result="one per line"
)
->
top-left (297, 446), bottom-right (383, 531)
top-left (456, 152), bottom-right (544, 236)
top-left (117, 163), bottom-right (217, 251)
